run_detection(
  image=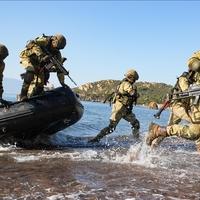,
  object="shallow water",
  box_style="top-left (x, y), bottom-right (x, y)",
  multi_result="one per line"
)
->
top-left (0, 102), bottom-right (200, 200)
